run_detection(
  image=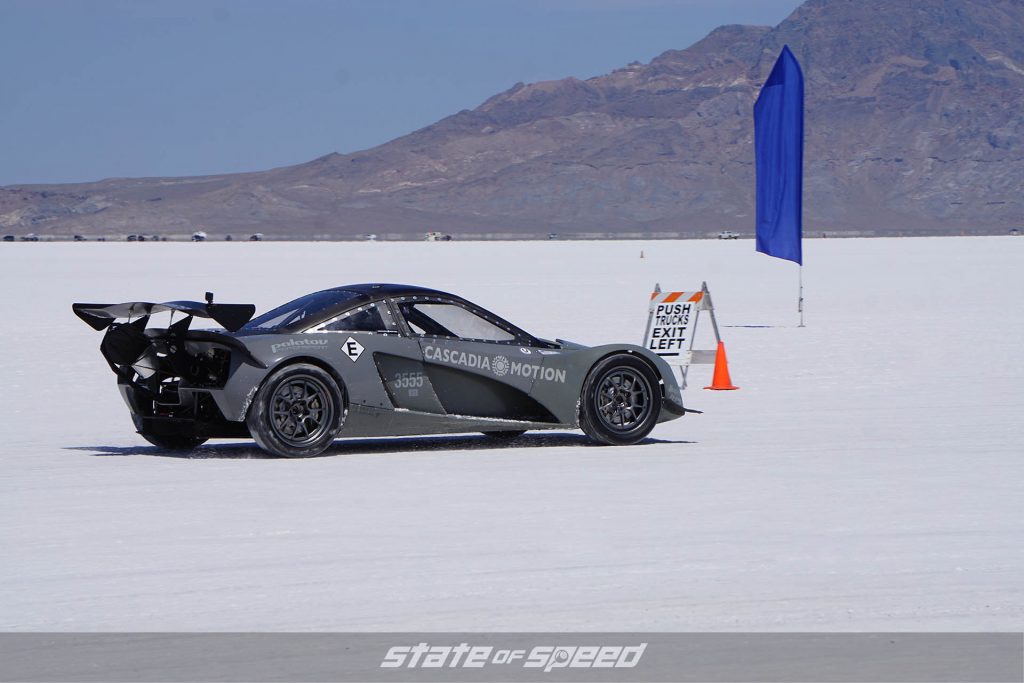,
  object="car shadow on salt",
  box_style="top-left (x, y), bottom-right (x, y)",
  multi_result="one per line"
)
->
top-left (66, 433), bottom-right (694, 460)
